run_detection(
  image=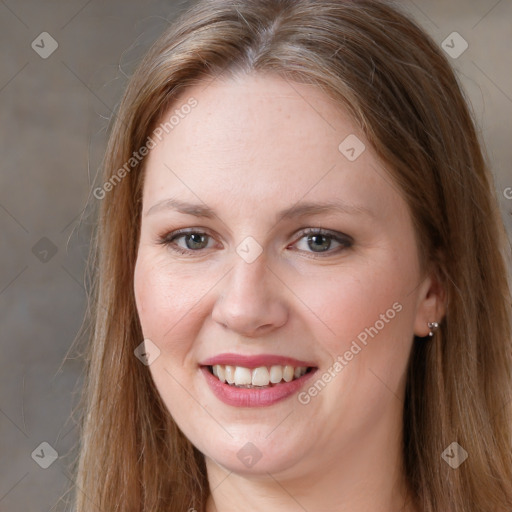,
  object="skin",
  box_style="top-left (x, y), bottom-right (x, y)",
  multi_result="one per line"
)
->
top-left (133, 72), bottom-right (445, 512)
